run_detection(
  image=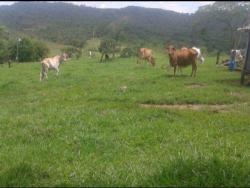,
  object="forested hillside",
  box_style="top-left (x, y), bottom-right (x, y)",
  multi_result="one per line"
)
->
top-left (0, 1), bottom-right (249, 52)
